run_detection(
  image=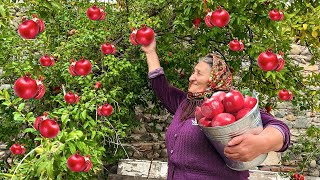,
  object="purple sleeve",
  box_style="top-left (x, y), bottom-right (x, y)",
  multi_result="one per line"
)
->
top-left (148, 67), bottom-right (187, 114)
top-left (260, 110), bottom-right (291, 152)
